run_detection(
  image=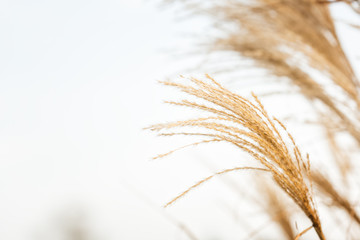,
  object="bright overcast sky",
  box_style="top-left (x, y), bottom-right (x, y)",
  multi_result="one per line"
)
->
top-left (1, 1), bottom-right (360, 240)
top-left (0, 1), bottom-right (223, 239)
